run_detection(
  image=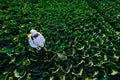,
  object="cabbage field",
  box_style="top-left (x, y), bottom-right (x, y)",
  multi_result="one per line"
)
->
top-left (0, 0), bottom-right (120, 80)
